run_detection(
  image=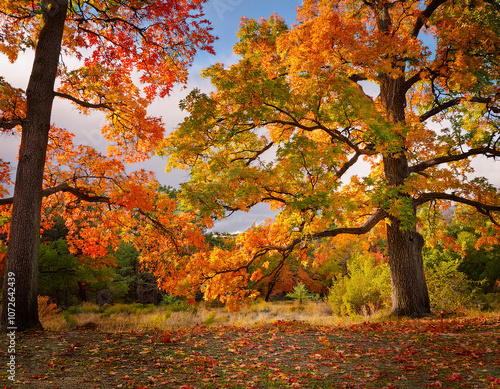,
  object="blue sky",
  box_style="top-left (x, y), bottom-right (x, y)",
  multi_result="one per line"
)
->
top-left (199, 1), bottom-right (302, 61)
